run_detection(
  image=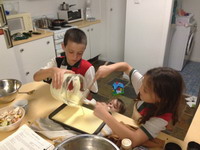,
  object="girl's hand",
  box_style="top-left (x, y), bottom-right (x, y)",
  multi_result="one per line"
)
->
top-left (51, 67), bottom-right (74, 89)
top-left (94, 102), bottom-right (111, 120)
top-left (95, 65), bottom-right (113, 80)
